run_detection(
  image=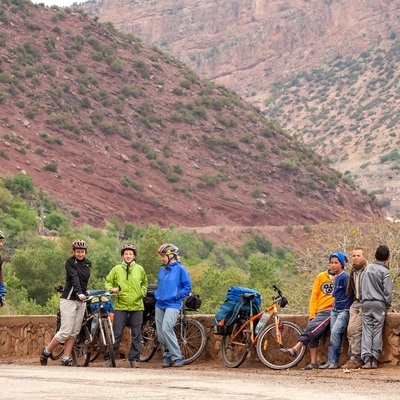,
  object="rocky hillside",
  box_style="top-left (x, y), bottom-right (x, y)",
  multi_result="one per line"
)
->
top-left (0, 1), bottom-right (380, 230)
top-left (80, 0), bottom-right (400, 216)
